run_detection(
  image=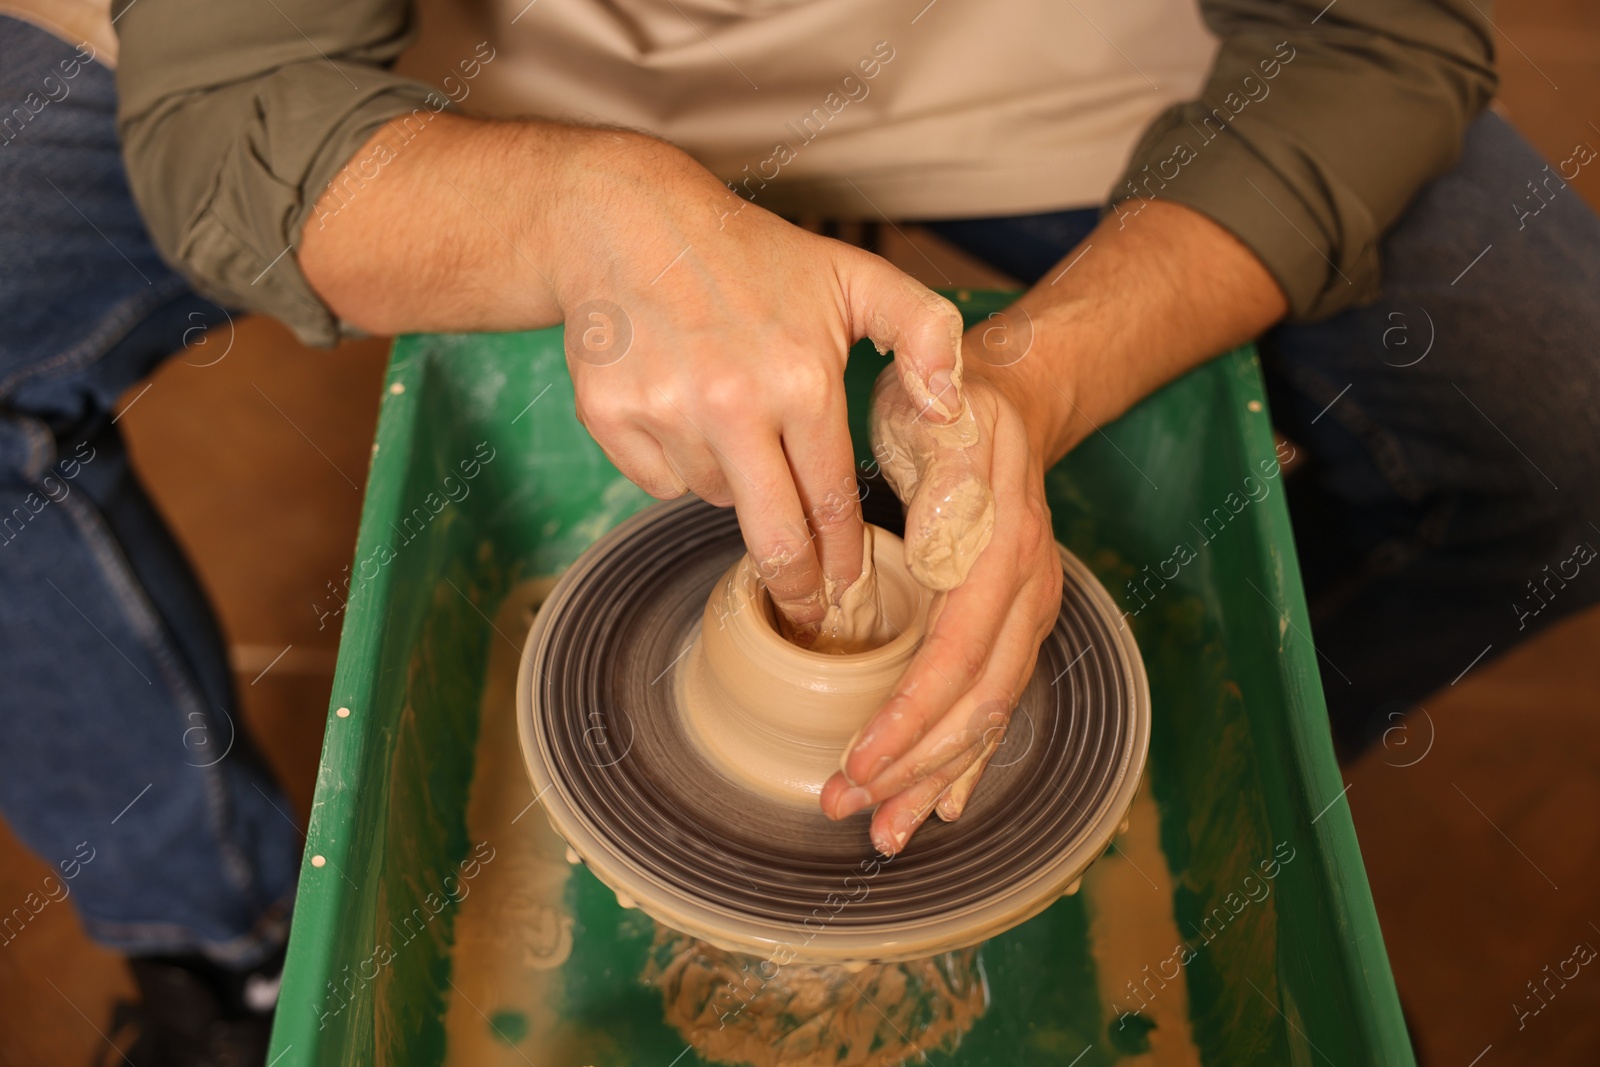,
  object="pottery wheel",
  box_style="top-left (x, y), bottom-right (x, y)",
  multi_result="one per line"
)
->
top-left (517, 492), bottom-right (1150, 963)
